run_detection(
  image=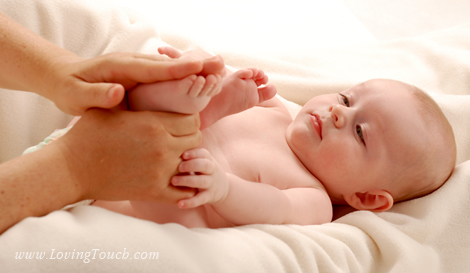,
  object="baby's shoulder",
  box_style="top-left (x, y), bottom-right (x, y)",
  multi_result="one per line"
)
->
top-left (264, 153), bottom-right (326, 191)
top-left (288, 167), bottom-right (326, 190)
